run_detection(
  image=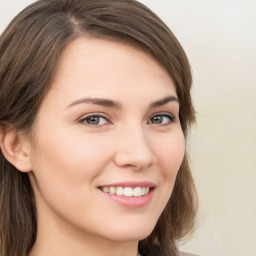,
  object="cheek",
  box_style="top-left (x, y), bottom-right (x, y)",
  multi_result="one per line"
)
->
top-left (29, 127), bottom-right (116, 217)
top-left (32, 127), bottom-right (109, 181)
top-left (29, 131), bottom-right (108, 221)
top-left (156, 131), bottom-right (185, 178)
